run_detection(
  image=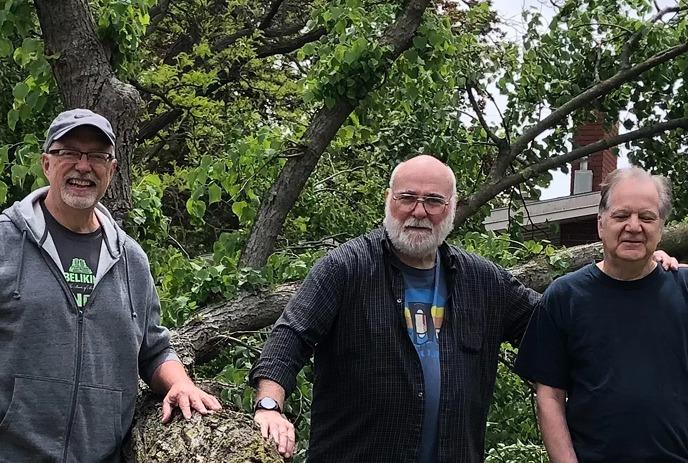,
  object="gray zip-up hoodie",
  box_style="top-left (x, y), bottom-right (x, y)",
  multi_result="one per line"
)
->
top-left (0, 187), bottom-right (179, 462)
